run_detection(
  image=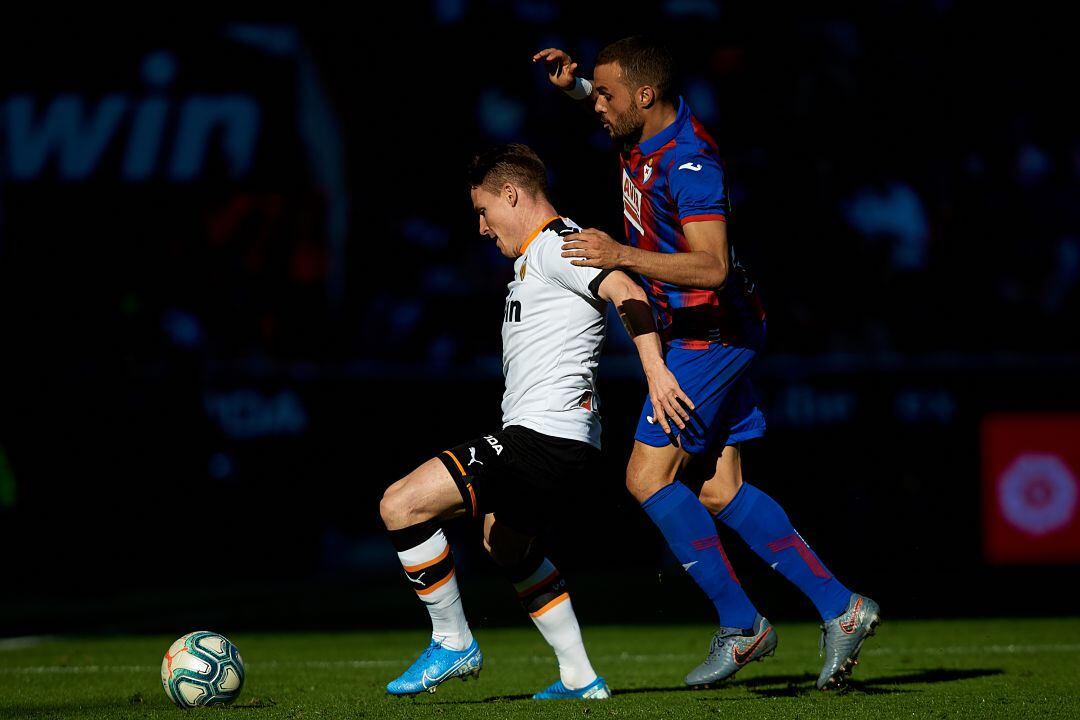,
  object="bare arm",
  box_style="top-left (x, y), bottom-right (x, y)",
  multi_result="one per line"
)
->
top-left (562, 221), bottom-right (730, 289)
top-left (595, 270), bottom-right (694, 434)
